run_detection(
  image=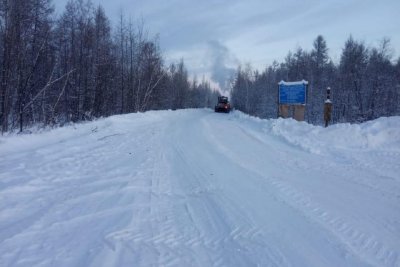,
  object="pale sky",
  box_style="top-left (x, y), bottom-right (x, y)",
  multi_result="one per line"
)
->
top-left (53, 0), bottom-right (400, 89)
